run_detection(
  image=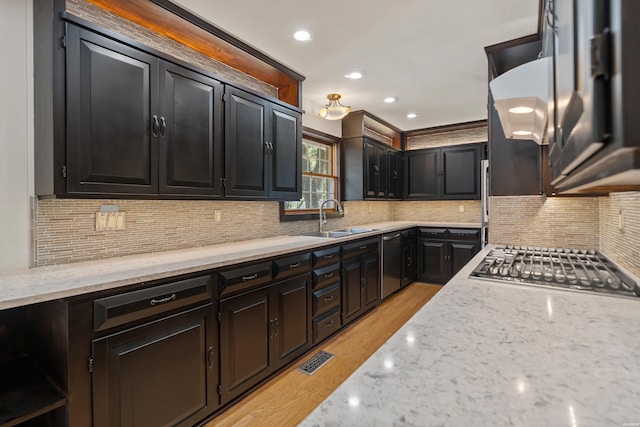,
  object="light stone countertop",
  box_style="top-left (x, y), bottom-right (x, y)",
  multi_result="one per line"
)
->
top-left (300, 244), bottom-right (640, 427)
top-left (0, 221), bottom-right (481, 310)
